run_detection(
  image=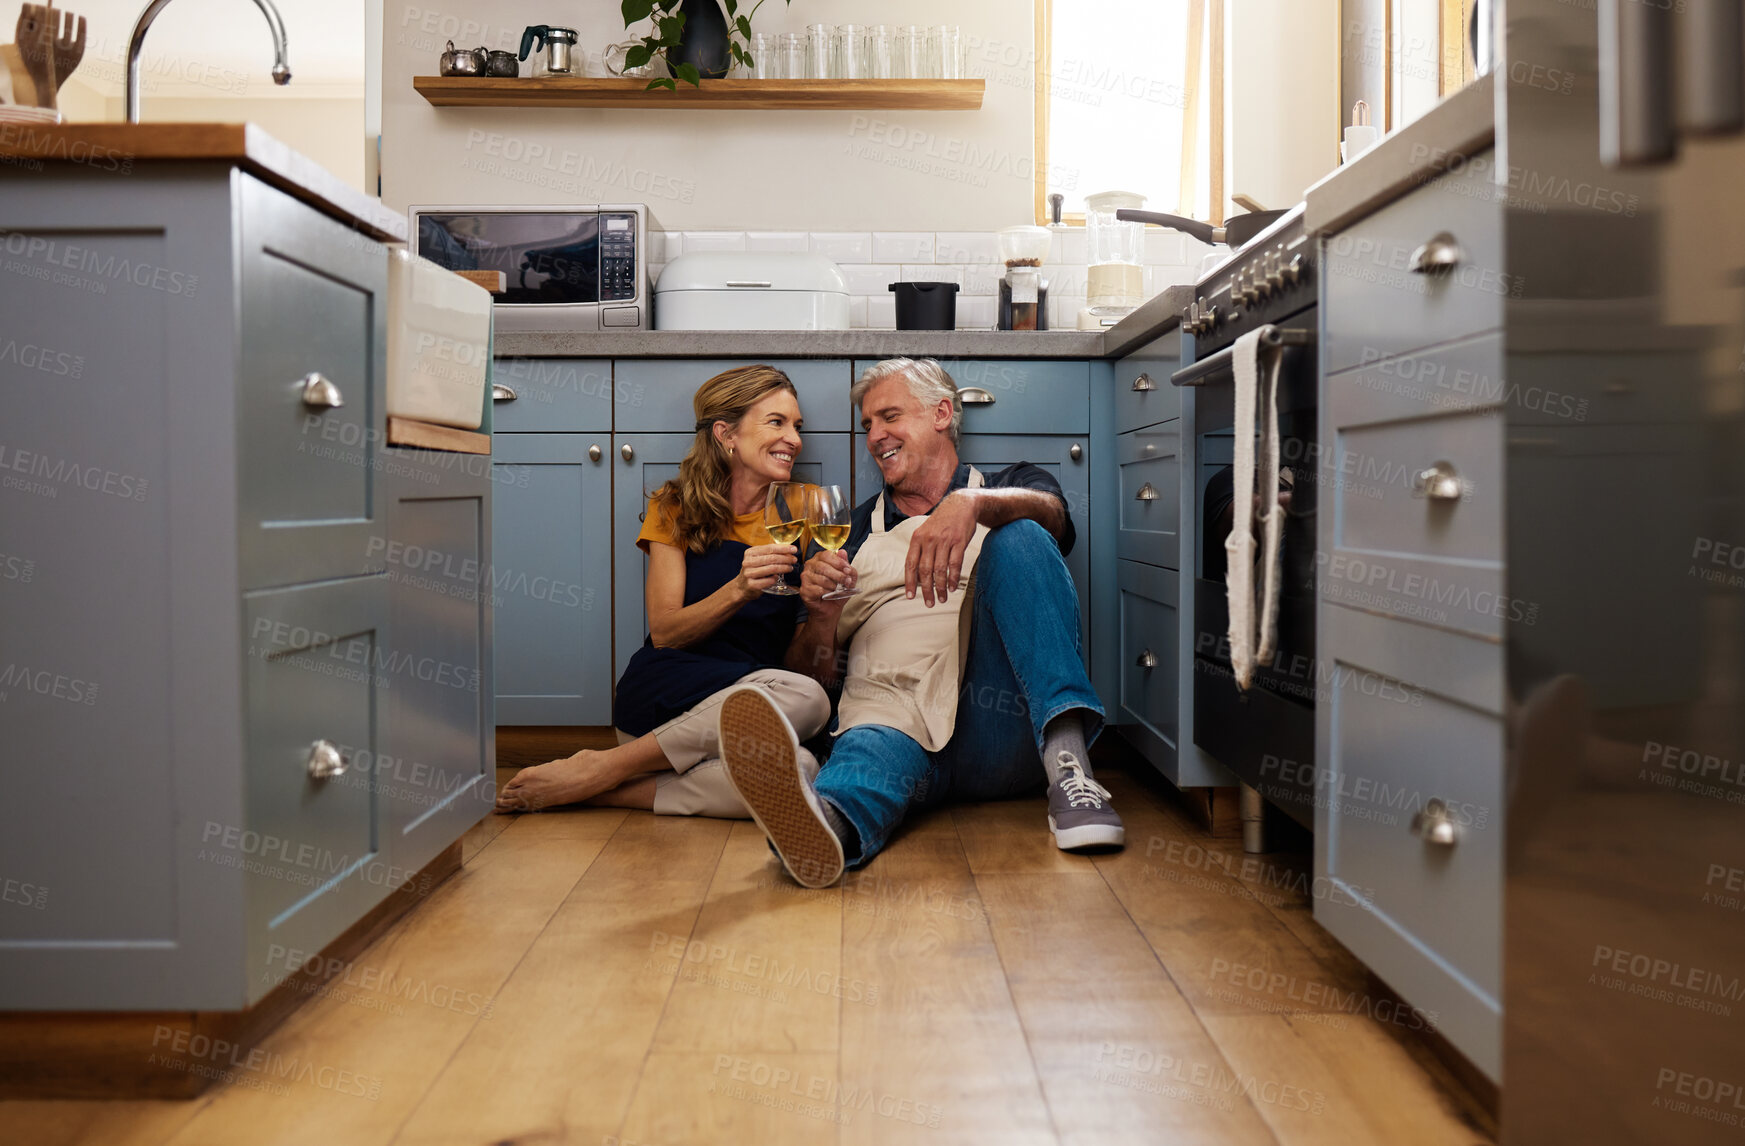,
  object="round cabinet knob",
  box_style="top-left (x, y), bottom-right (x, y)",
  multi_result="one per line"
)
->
top-left (1069, 443), bottom-right (1083, 461)
top-left (1136, 649), bottom-right (1159, 669)
top-left (1409, 232), bottom-right (1464, 275)
top-left (1411, 797), bottom-right (1459, 846)
top-left (306, 738), bottom-right (347, 780)
top-left (492, 383), bottom-right (519, 402)
top-left (621, 443), bottom-right (635, 462)
top-left (299, 372), bottom-right (344, 410)
top-left (1413, 460), bottom-right (1464, 501)
top-left (1135, 482), bottom-right (1161, 502)
top-left (588, 444), bottom-right (602, 463)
